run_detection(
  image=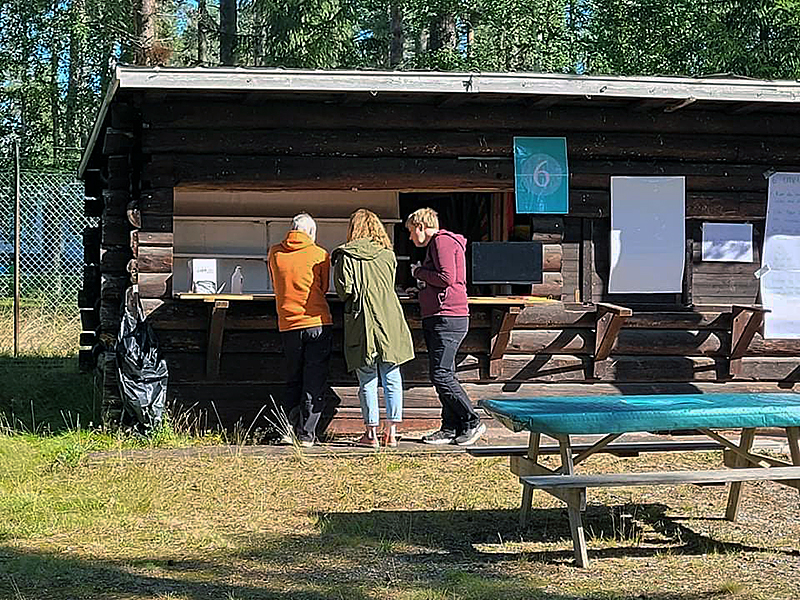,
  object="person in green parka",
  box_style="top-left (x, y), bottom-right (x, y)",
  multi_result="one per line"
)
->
top-left (332, 208), bottom-right (415, 448)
